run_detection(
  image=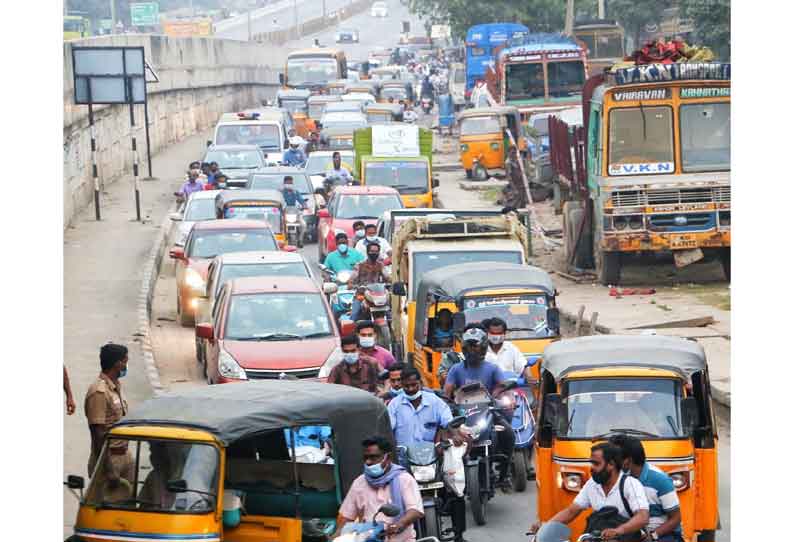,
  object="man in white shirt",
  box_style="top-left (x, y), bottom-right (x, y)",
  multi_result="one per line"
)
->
top-left (529, 442), bottom-right (649, 540)
top-left (355, 223), bottom-right (392, 260)
top-left (484, 318), bottom-right (532, 381)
